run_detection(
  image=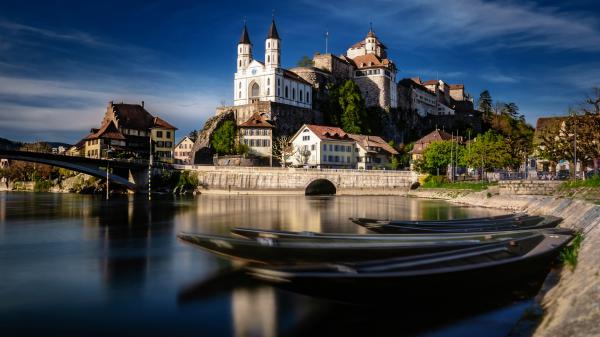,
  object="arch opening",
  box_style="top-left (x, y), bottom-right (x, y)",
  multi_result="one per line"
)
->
top-left (305, 179), bottom-right (336, 196)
